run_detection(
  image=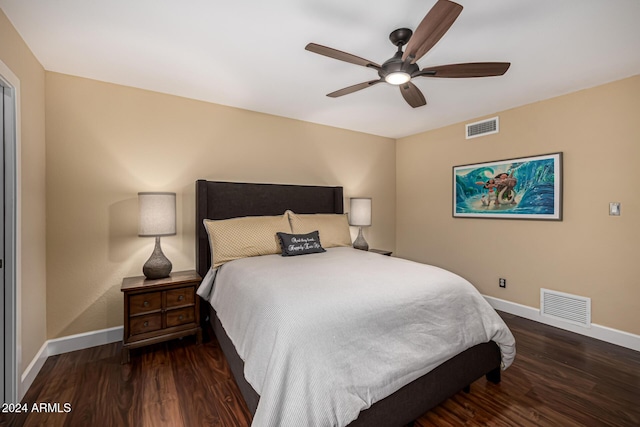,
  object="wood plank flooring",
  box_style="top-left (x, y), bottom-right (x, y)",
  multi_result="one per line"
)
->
top-left (2, 312), bottom-right (639, 426)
